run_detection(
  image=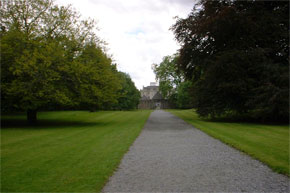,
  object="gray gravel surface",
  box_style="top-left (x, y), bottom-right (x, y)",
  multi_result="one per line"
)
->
top-left (102, 110), bottom-right (289, 192)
